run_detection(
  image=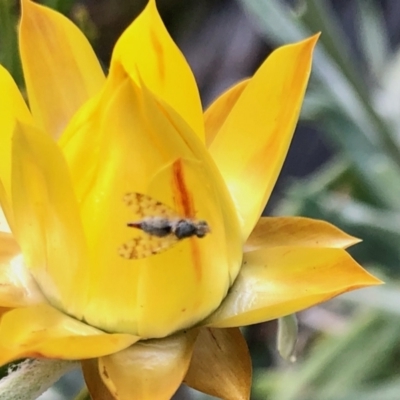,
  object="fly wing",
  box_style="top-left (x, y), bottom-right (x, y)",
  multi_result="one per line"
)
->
top-left (118, 233), bottom-right (178, 259)
top-left (119, 192), bottom-right (180, 260)
top-left (123, 192), bottom-right (180, 219)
